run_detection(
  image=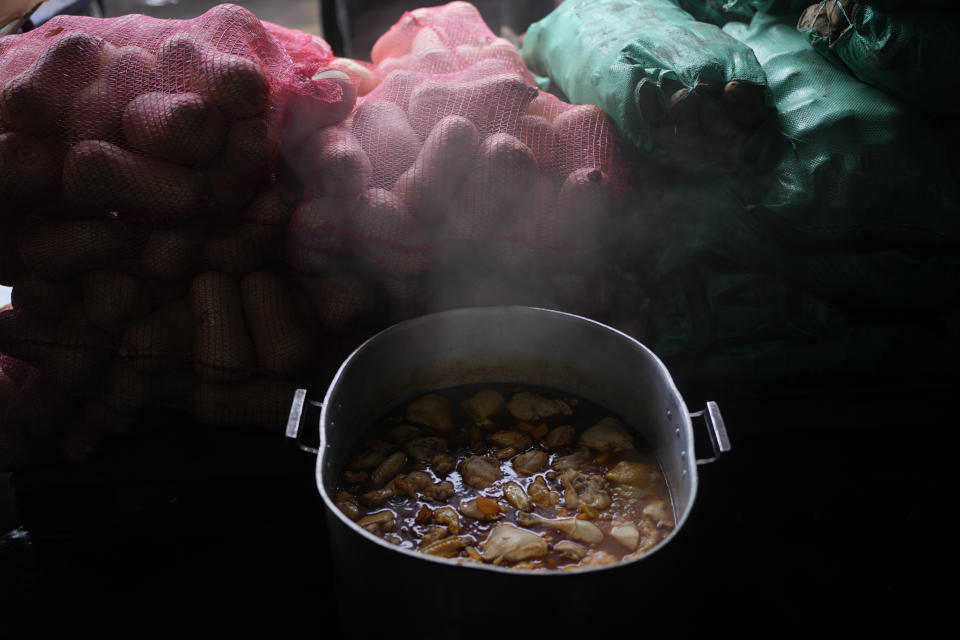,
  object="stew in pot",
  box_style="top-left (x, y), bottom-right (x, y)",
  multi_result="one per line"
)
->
top-left (333, 383), bottom-right (676, 570)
